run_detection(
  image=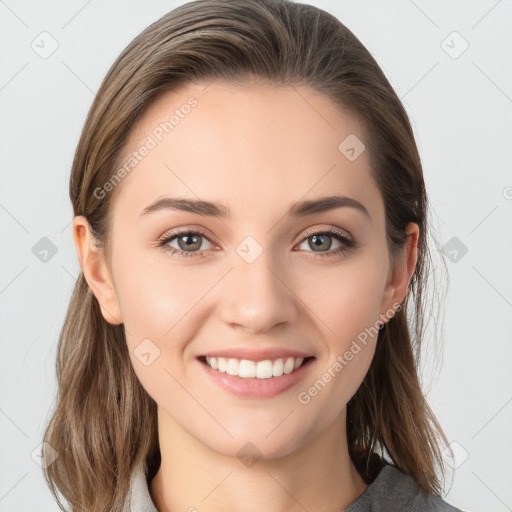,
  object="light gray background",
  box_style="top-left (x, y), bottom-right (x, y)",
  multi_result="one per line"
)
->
top-left (1, 1), bottom-right (511, 511)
